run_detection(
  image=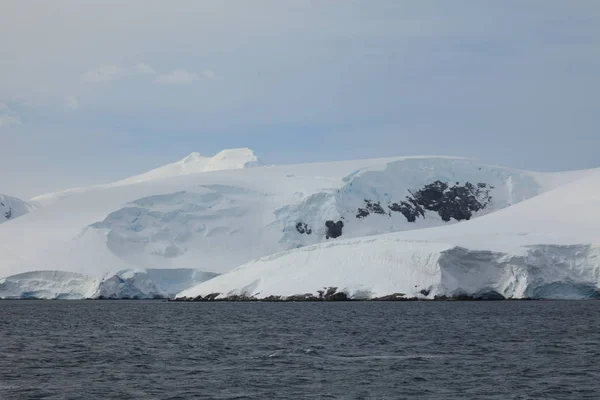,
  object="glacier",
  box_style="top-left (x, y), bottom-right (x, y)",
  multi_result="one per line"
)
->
top-left (1, 149), bottom-right (599, 300)
top-left (0, 271), bottom-right (98, 299)
top-left (0, 268), bottom-right (218, 299)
